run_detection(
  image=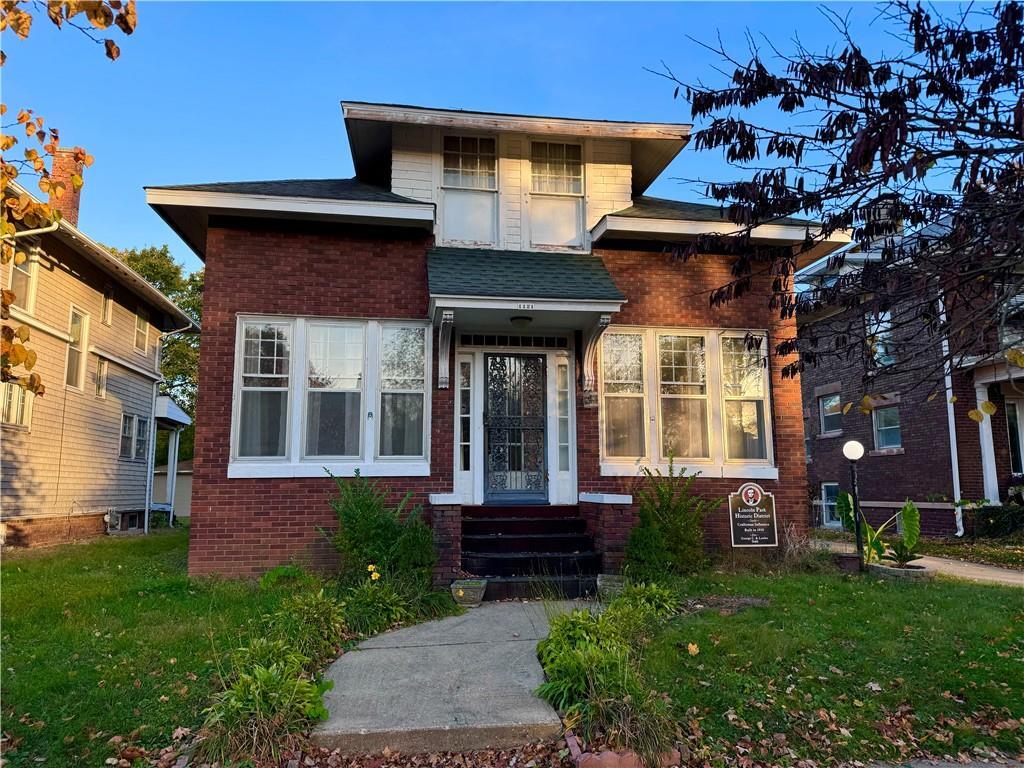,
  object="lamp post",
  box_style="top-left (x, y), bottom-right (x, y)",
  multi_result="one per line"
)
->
top-left (842, 439), bottom-right (866, 571)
